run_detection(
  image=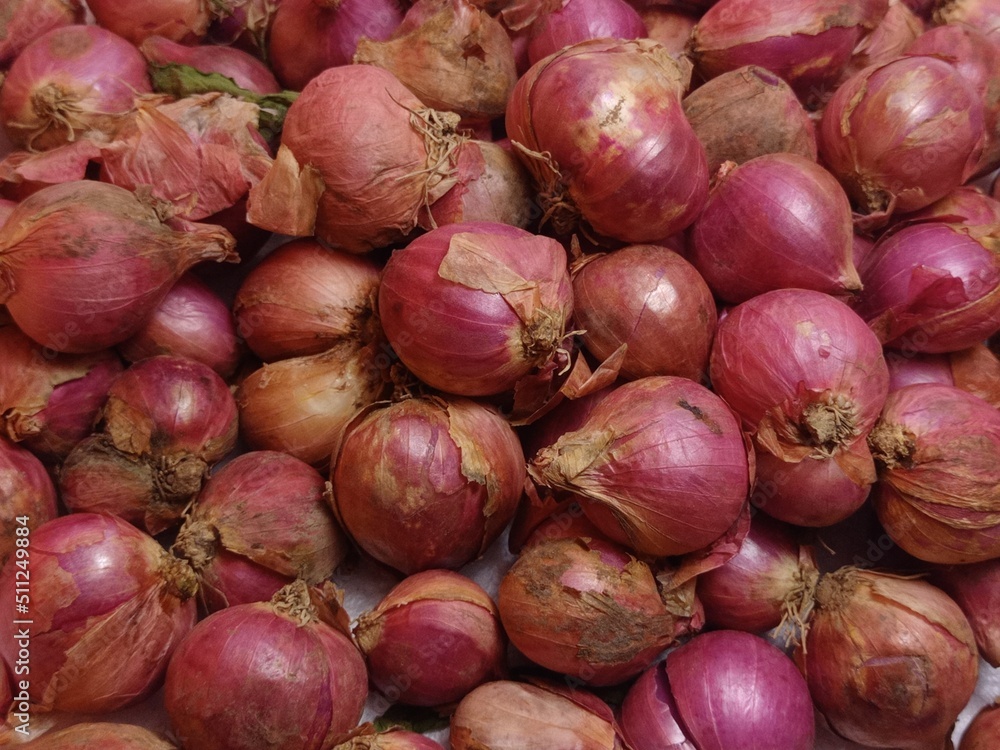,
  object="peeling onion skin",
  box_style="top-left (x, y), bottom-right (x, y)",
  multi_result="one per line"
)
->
top-left (932, 559), bottom-right (1000, 668)
top-left (0, 0), bottom-right (84, 69)
top-left (797, 568), bottom-right (978, 750)
top-left (840, 0), bottom-right (922, 84)
top-left (0, 436), bottom-right (58, 567)
top-left (17, 722), bottom-right (179, 749)
top-left (960, 702), bottom-right (1000, 750)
